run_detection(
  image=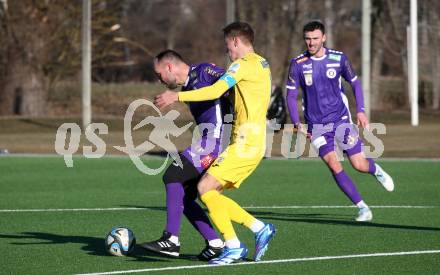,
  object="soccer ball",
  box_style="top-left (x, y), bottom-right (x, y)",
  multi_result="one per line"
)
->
top-left (105, 227), bottom-right (136, 256)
